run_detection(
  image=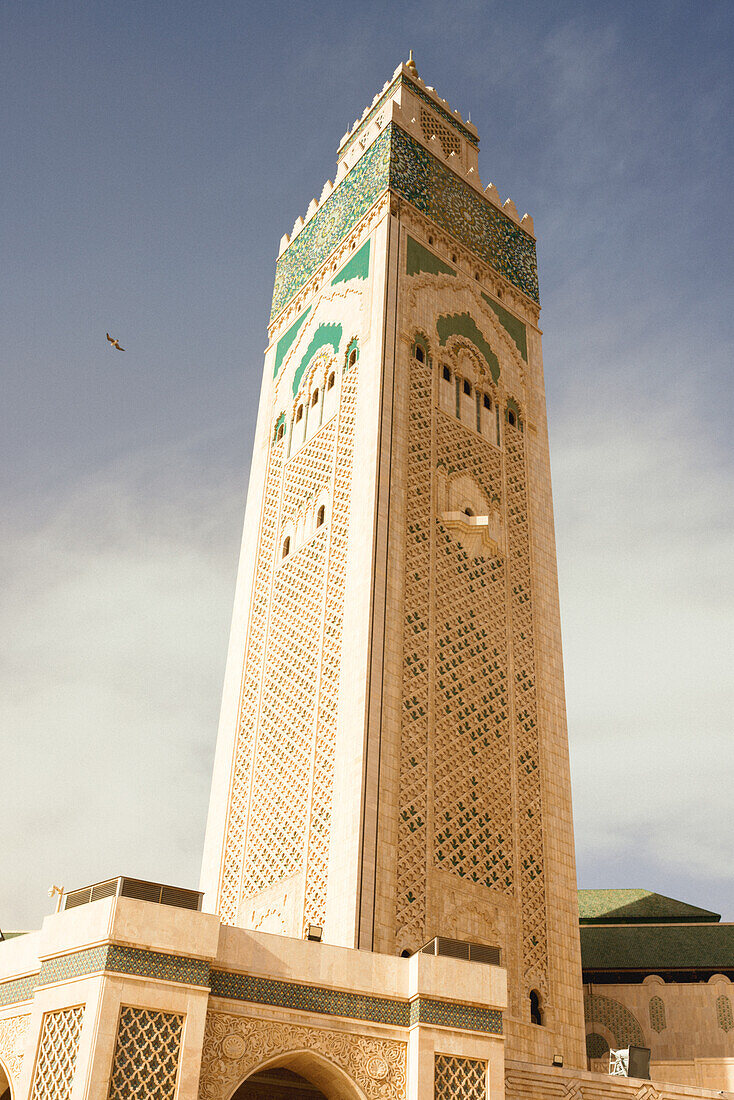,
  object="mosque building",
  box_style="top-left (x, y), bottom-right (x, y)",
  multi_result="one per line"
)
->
top-left (1, 56), bottom-right (732, 1100)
